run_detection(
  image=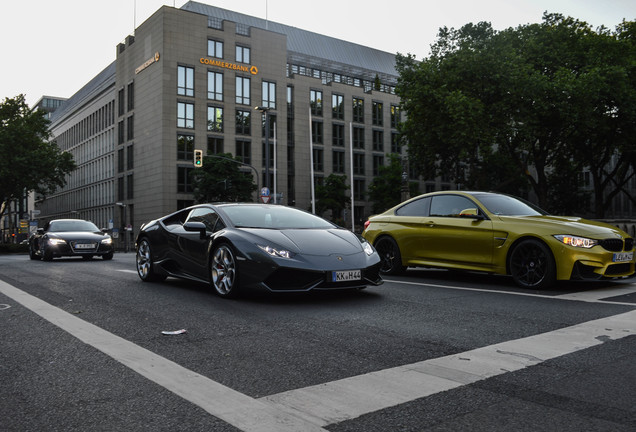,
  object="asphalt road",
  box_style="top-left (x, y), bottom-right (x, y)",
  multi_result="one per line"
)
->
top-left (1, 252), bottom-right (635, 431)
